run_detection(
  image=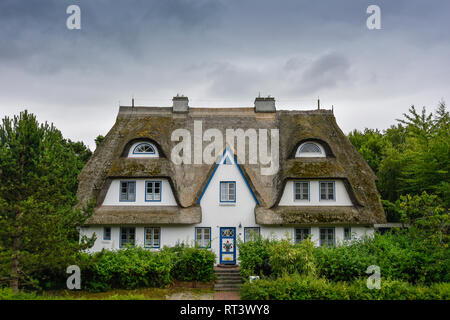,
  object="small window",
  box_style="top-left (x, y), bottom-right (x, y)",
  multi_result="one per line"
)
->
top-left (120, 181), bottom-right (136, 202)
top-left (320, 181), bottom-right (335, 201)
top-left (145, 227), bottom-right (160, 248)
top-left (244, 227), bottom-right (260, 242)
top-left (220, 181), bottom-right (236, 203)
top-left (145, 181), bottom-right (161, 201)
top-left (196, 228), bottom-right (211, 248)
top-left (296, 142), bottom-right (325, 158)
top-left (133, 142), bottom-right (156, 154)
top-left (294, 181), bottom-right (309, 201)
top-left (120, 227), bottom-right (136, 248)
top-left (223, 155), bottom-right (233, 165)
top-left (344, 227), bottom-right (352, 241)
top-left (320, 228), bottom-right (335, 247)
top-left (295, 228), bottom-right (311, 243)
top-left (103, 227), bottom-right (111, 240)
